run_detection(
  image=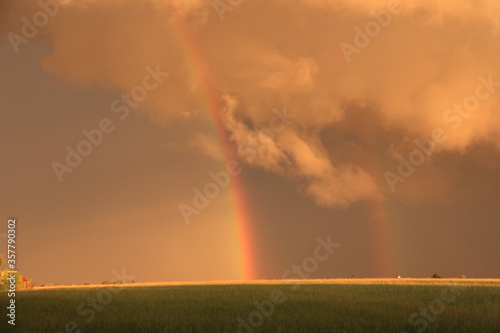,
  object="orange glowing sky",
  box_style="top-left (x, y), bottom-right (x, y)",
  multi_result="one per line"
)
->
top-left (1, 0), bottom-right (499, 284)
